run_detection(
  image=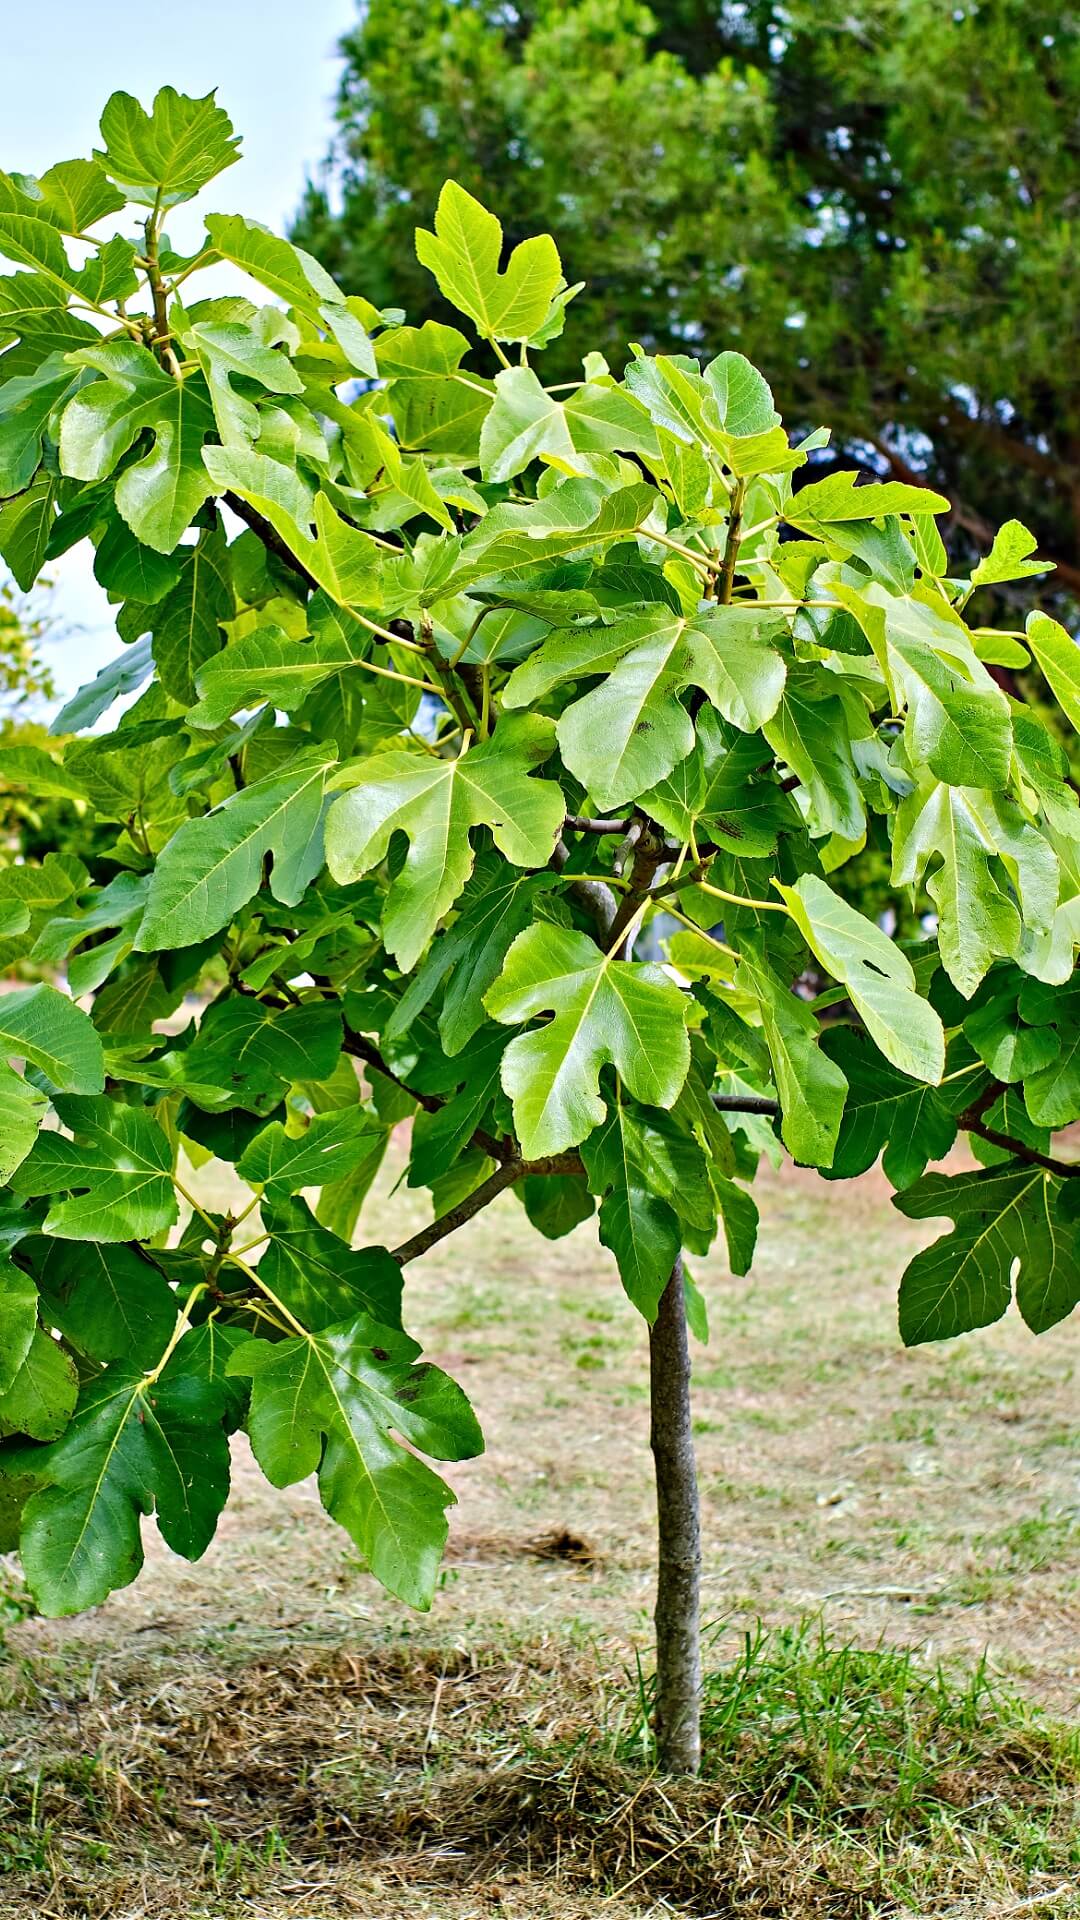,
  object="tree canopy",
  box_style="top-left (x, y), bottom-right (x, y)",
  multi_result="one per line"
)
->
top-left (0, 87), bottom-right (1079, 1633)
top-left (293, 0), bottom-right (1080, 600)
